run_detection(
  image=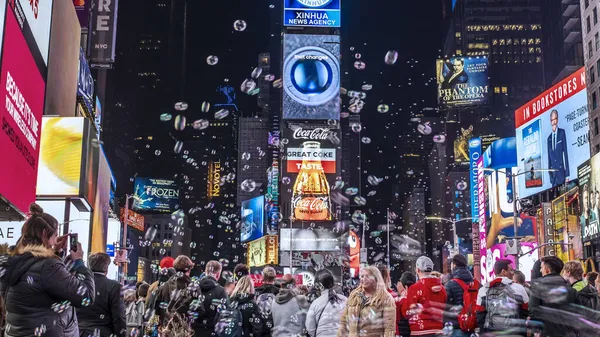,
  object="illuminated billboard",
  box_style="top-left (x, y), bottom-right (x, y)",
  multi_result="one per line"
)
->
top-left (132, 178), bottom-right (180, 213)
top-left (283, 34), bottom-right (340, 120)
top-left (515, 67), bottom-right (589, 198)
top-left (12, 0), bottom-right (54, 64)
top-left (469, 137), bottom-right (482, 219)
top-left (283, 0), bottom-right (341, 28)
top-left (247, 235), bottom-right (278, 267)
top-left (120, 208), bottom-right (145, 232)
top-left (207, 160), bottom-right (222, 199)
top-left (77, 48), bottom-right (94, 114)
top-left (280, 228), bottom-right (341, 251)
top-left (578, 155), bottom-right (600, 243)
top-left (241, 195), bottom-right (265, 243)
top-left (437, 57), bottom-right (489, 106)
top-left (0, 7), bottom-right (46, 214)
